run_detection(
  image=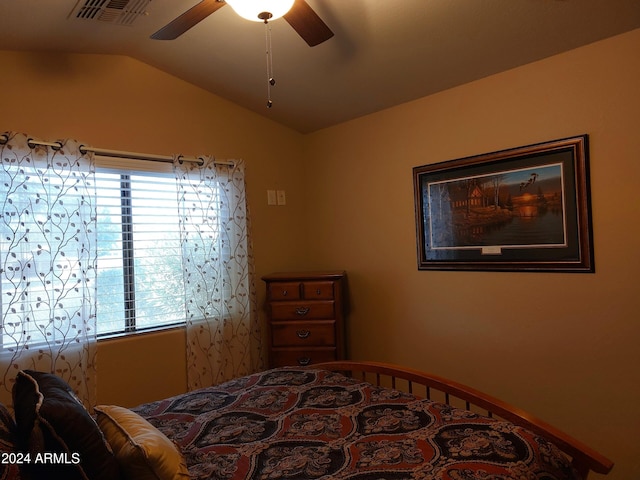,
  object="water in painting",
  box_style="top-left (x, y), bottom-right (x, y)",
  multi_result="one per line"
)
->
top-left (426, 163), bottom-right (566, 250)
